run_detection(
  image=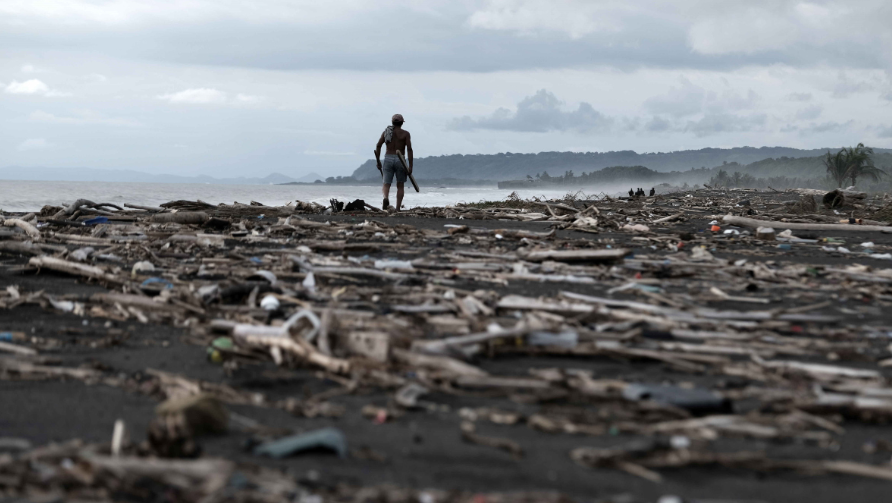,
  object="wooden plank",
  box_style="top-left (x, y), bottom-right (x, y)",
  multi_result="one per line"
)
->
top-left (521, 248), bottom-right (629, 263)
top-left (396, 150), bottom-right (420, 192)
